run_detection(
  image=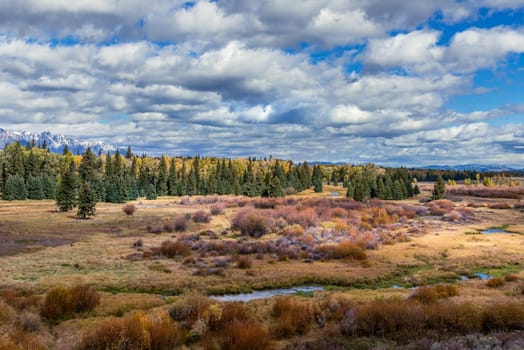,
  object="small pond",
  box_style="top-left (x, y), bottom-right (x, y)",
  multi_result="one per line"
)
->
top-left (211, 286), bottom-right (324, 302)
top-left (482, 228), bottom-right (512, 234)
